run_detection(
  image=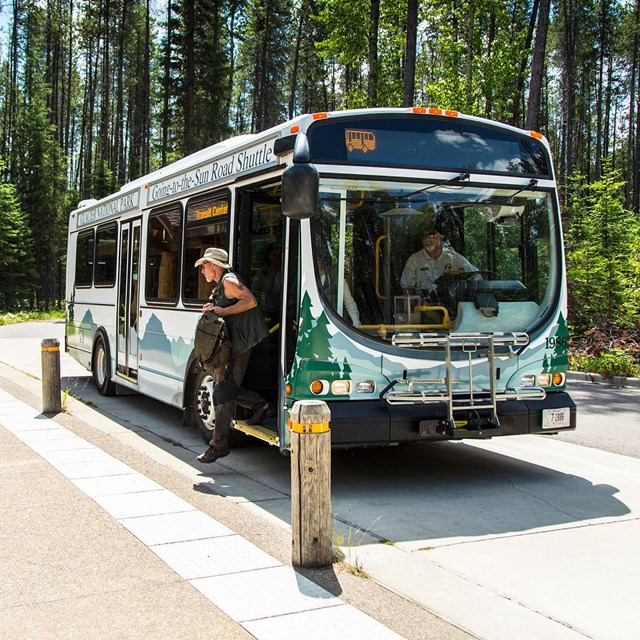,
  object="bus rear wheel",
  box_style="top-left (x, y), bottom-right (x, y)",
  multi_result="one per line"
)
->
top-left (93, 335), bottom-right (116, 396)
top-left (193, 367), bottom-right (250, 446)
